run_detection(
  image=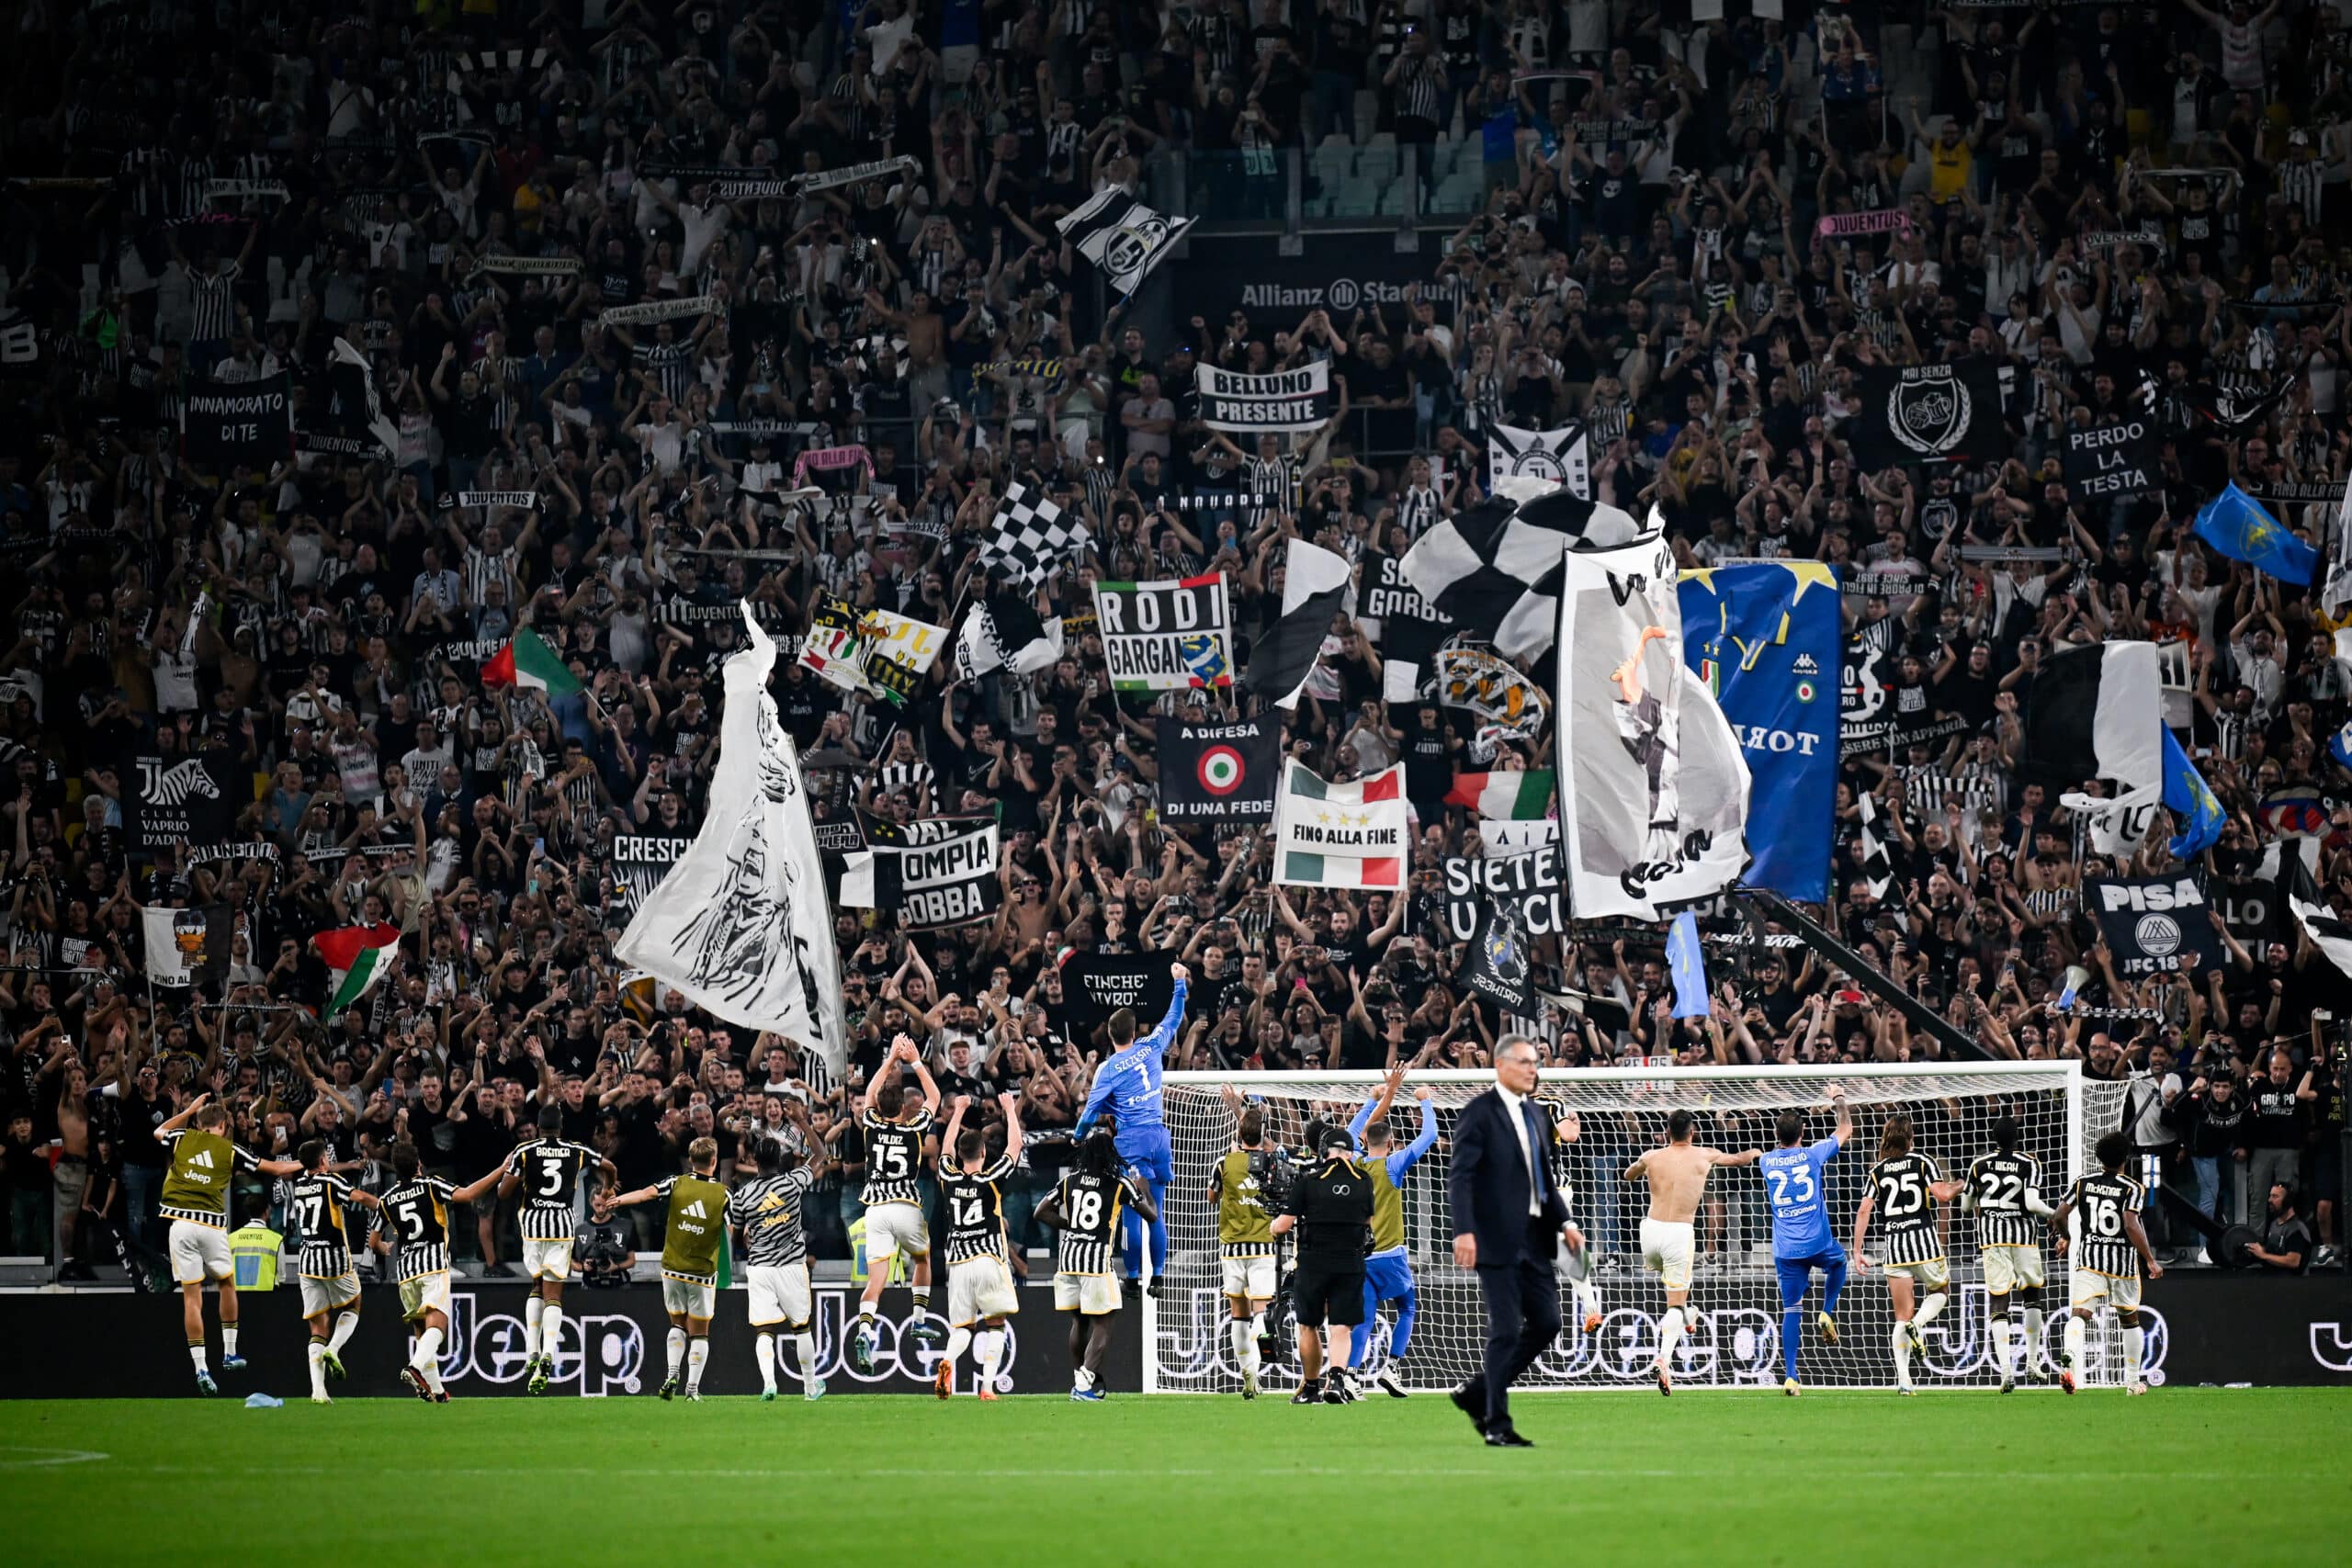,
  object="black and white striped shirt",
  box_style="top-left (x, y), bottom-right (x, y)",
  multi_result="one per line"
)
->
top-left (1967, 1150), bottom-right (2045, 1250)
top-left (876, 759), bottom-right (936, 812)
top-left (503, 1137), bottom-right (601, 1241)
top-left (379, 1176), bottom-right (456, 1280)
top-left (189, 263), bottom-right (243, 342)
top-left (859, 1105), bottom-right (933, 1208)
top-left (2068, 1170), bottom-right (2143, 1278)
top-left (290, 1170), bottom-right (360, 1279)
top-left (1868, 1153), bottom-right (1947, 1265)
top-left (637, 342), bottom-right (695, 404)
top-left (938, 1152), bottom-right (1018, 1264)
top-left (1052, 1168), bottom-right (1142, 1277)
top-left (2278, 156), bottom-right (2324, 225)
top-left (729, 1169), bottom-right (815, 1268)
